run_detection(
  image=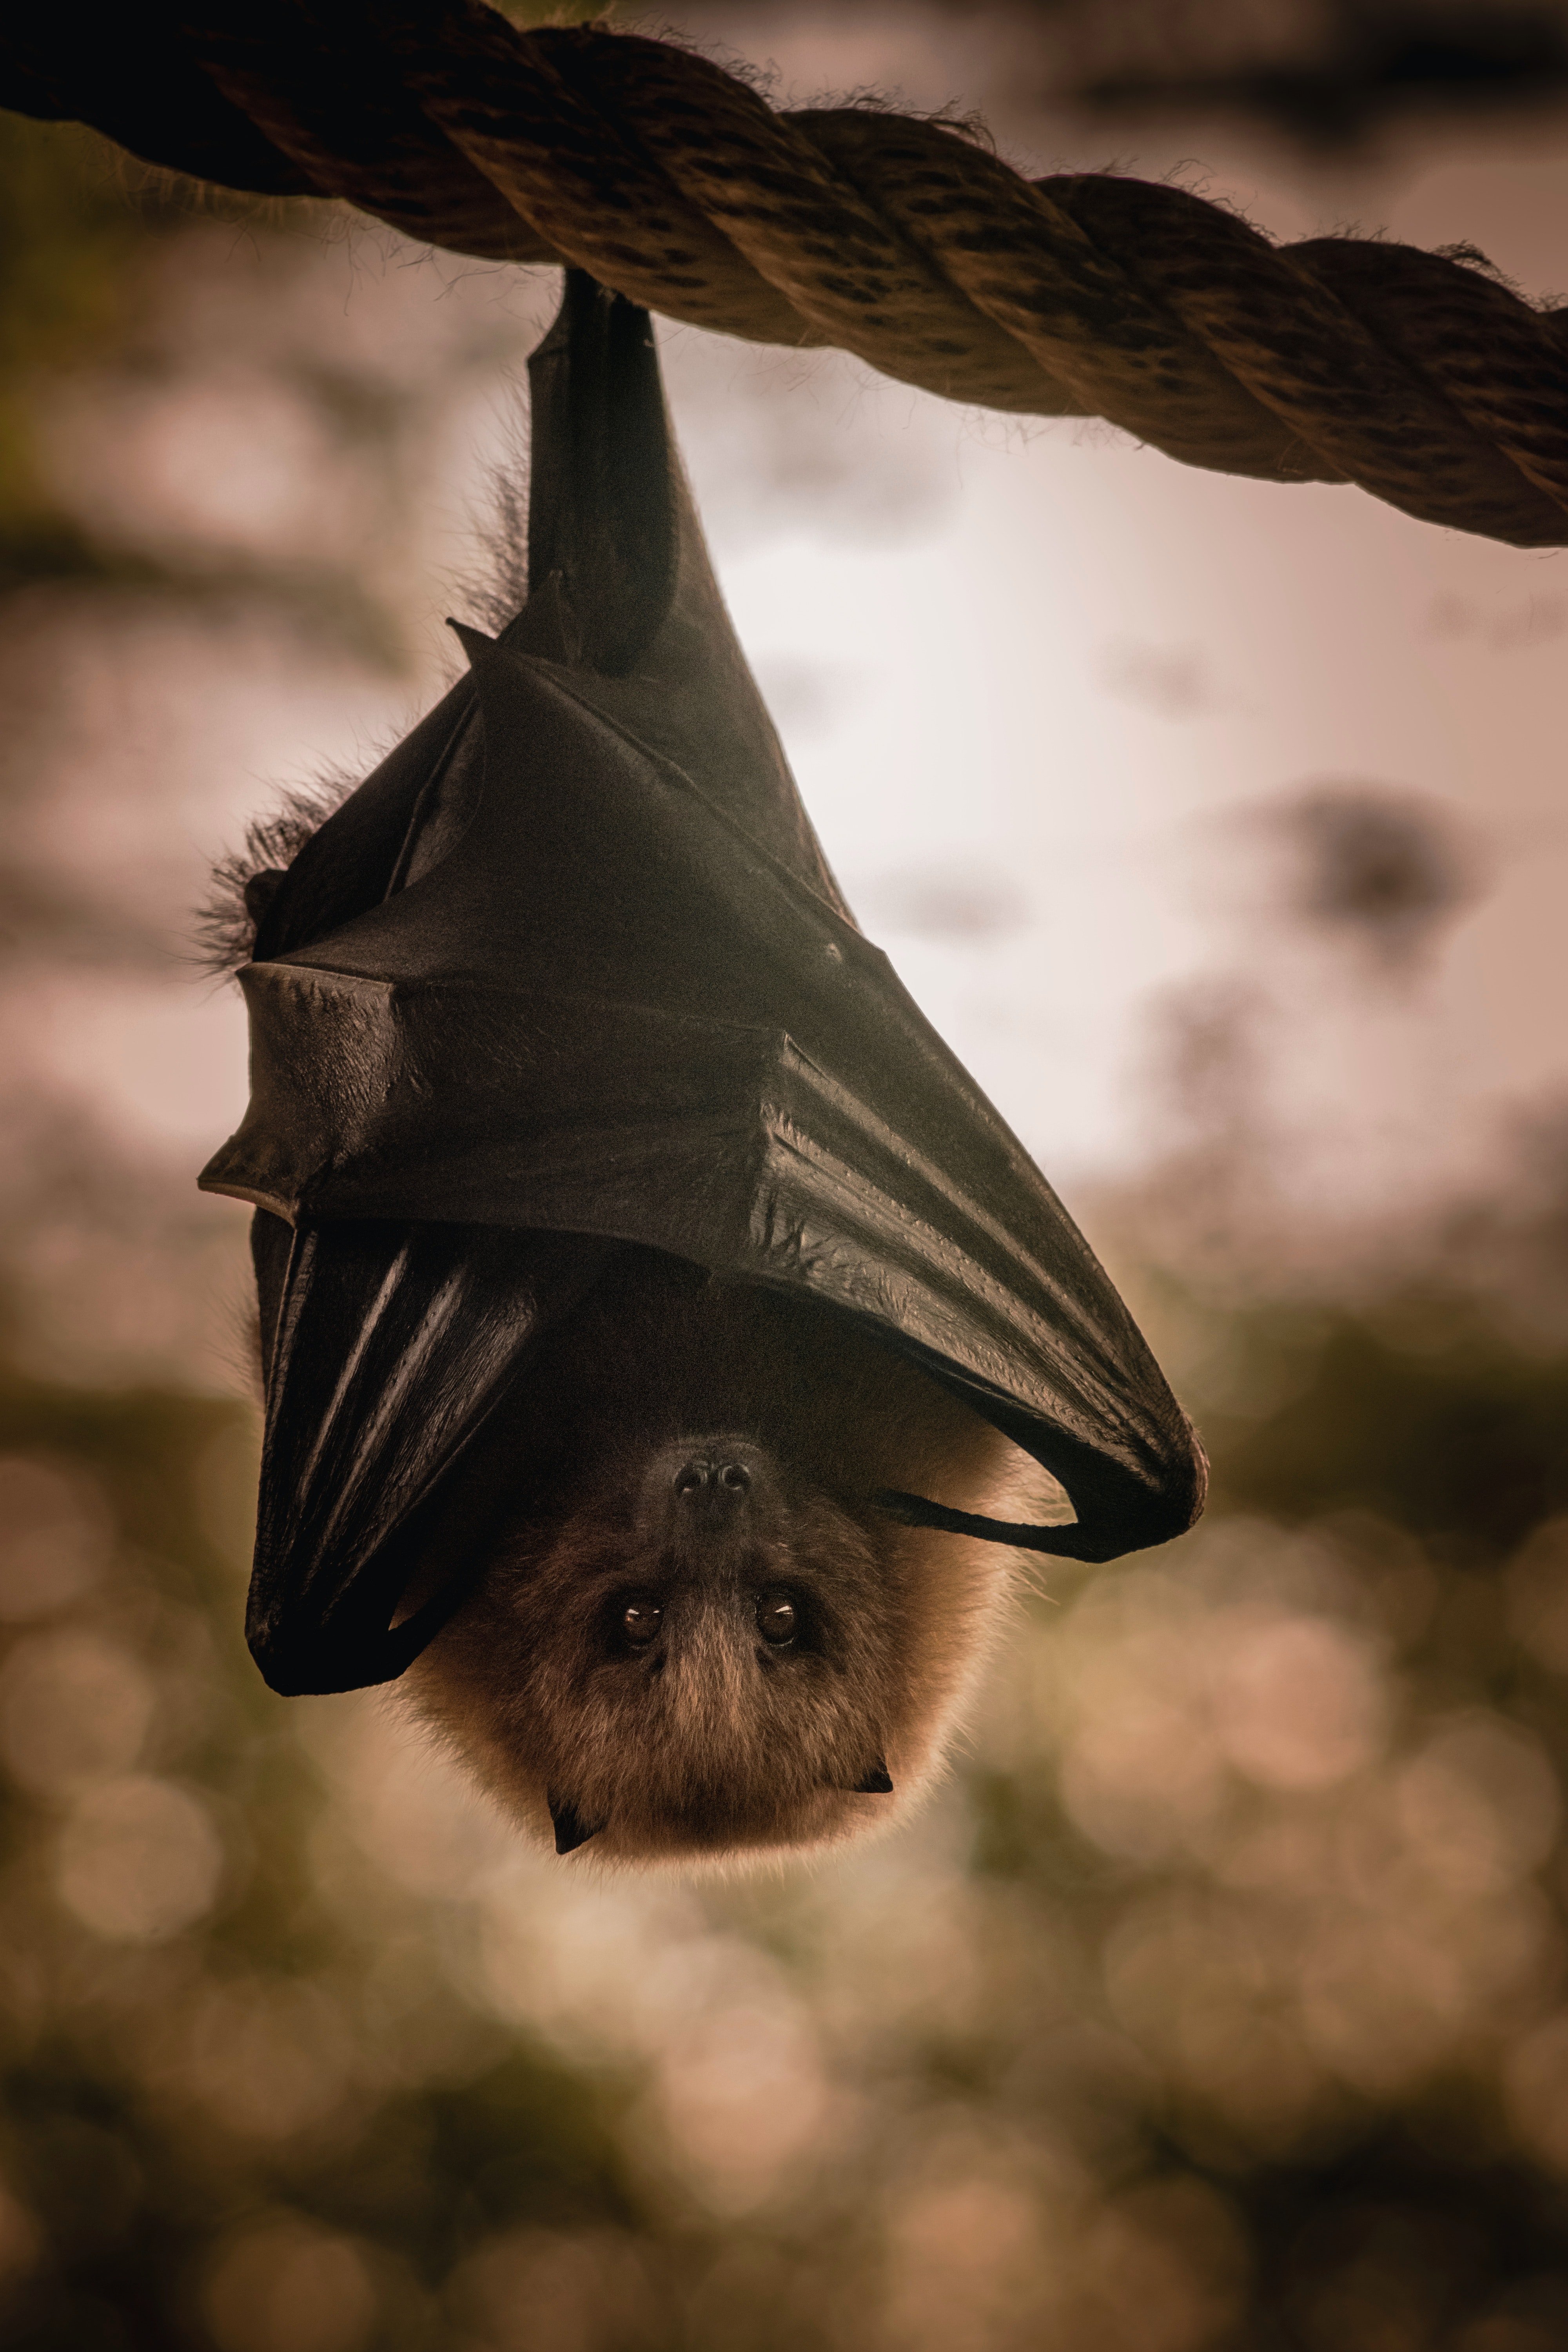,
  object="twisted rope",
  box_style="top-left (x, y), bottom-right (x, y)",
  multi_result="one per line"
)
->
top-left (7, 2), bottom-right (1568, 544)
